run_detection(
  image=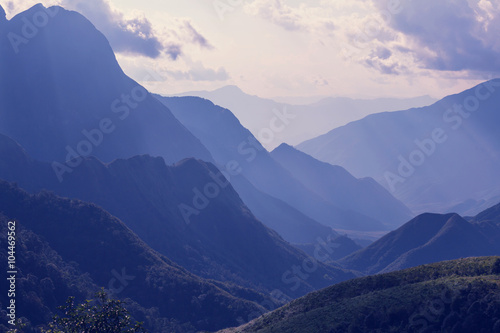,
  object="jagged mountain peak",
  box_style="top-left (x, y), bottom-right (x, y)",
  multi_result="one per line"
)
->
top-left (339, 210), bottom-right (500, 275)
top-left (273, 142), bottom-right (294, 151)
top-left (0, 4), bottom-right (213, 165)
